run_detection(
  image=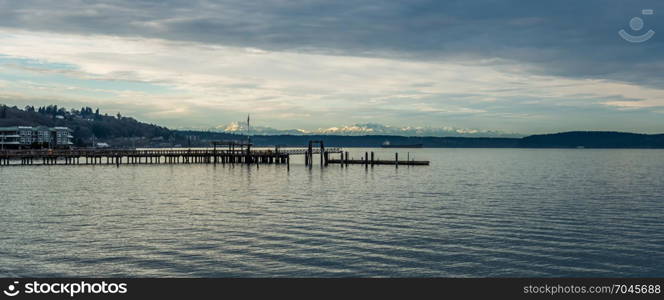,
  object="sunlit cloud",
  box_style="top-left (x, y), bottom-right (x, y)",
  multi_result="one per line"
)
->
top-left (1, 26), bottom-right (664, 133)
